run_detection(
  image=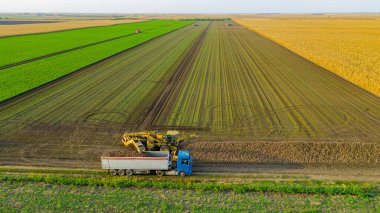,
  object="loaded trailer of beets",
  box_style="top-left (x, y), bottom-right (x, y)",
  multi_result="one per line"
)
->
top-left (101, 150), bottom-right (192, 177)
